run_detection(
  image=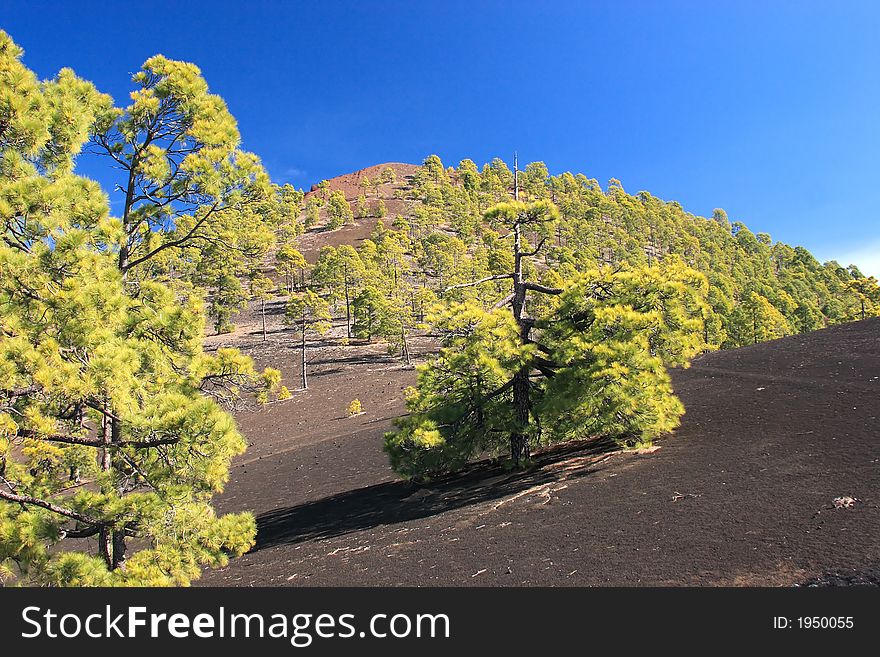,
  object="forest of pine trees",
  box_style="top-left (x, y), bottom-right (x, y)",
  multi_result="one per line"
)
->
top-left (2, 30), bottom-right (878, 583)
top-left (283, 153), bottom-right (879, 477)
